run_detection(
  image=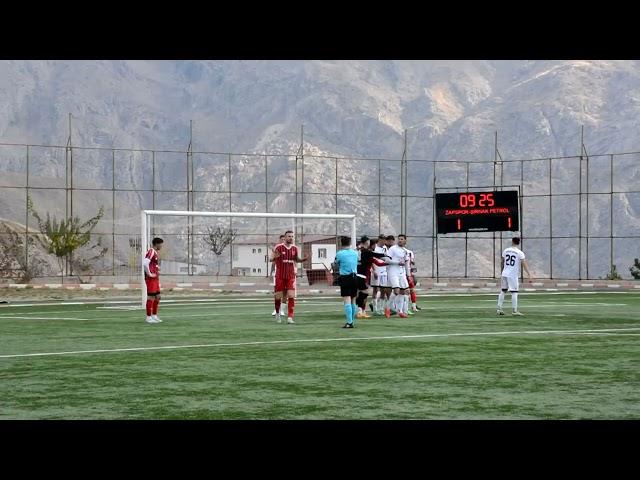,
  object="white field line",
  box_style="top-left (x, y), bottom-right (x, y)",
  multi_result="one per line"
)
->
top-left (0, 301), bottom-right (633, 318)
top-left (0, 316), bottom-right (93, 321)
top-left (0, 304), bottom-right (350, 317)
top-left (2, 290), bottom-right (637, 309)
top-left (1, 327), bottom-right (639, 360)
